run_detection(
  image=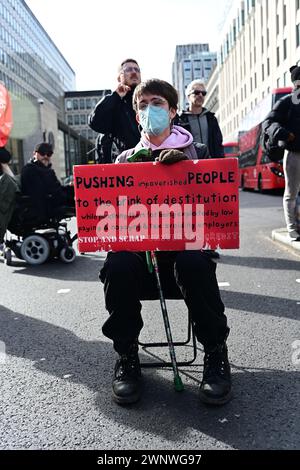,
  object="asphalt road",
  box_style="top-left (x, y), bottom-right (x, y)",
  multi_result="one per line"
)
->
top-left (0, 189), bottom-right (299, 450)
